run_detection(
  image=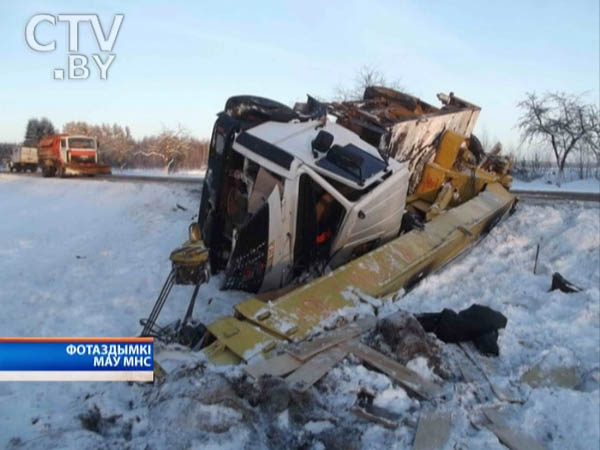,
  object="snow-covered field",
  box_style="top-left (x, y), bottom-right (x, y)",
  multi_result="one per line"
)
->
top-left (0, 174), bottom-right (598, 449)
